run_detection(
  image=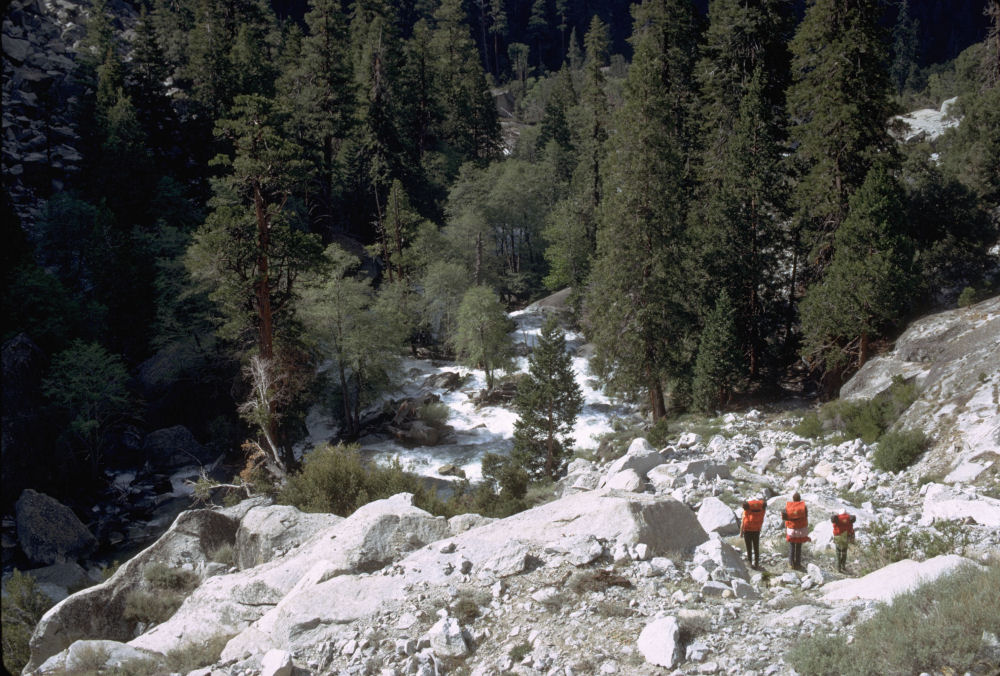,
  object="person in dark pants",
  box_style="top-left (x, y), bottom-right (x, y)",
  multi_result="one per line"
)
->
top-left (740, 498), bottom-right (766, 569)
top-left (781, 492), bottom-right (809, 569)
top-left (831, 511), bottom-right (857, 572)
